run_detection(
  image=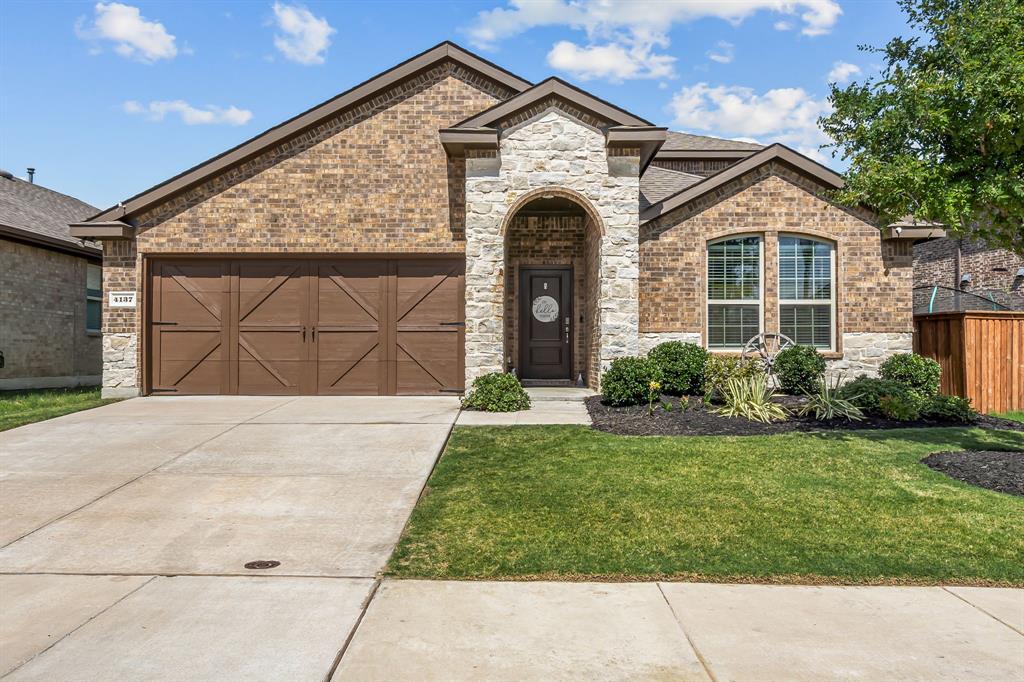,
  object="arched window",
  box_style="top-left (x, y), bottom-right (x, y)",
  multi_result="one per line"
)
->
top-left (778, 235), bottom-right (835, 349)
top-left (707, 235), bottom-right (762, 348)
